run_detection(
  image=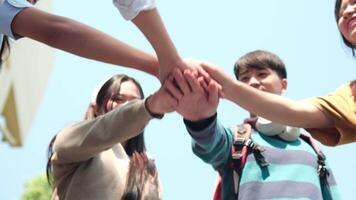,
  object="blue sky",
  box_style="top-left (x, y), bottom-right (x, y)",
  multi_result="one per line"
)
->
top-left (1, 0), bottom-right (355, 199)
